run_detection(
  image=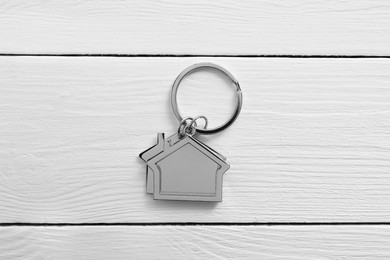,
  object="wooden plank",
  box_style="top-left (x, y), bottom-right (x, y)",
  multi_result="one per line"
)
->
top-left (0, 57), bottom-right (389, 222)
top-left (0, 0), bottom-right (389, 55)
top-left (0, 225), bottom-right (389, 259)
